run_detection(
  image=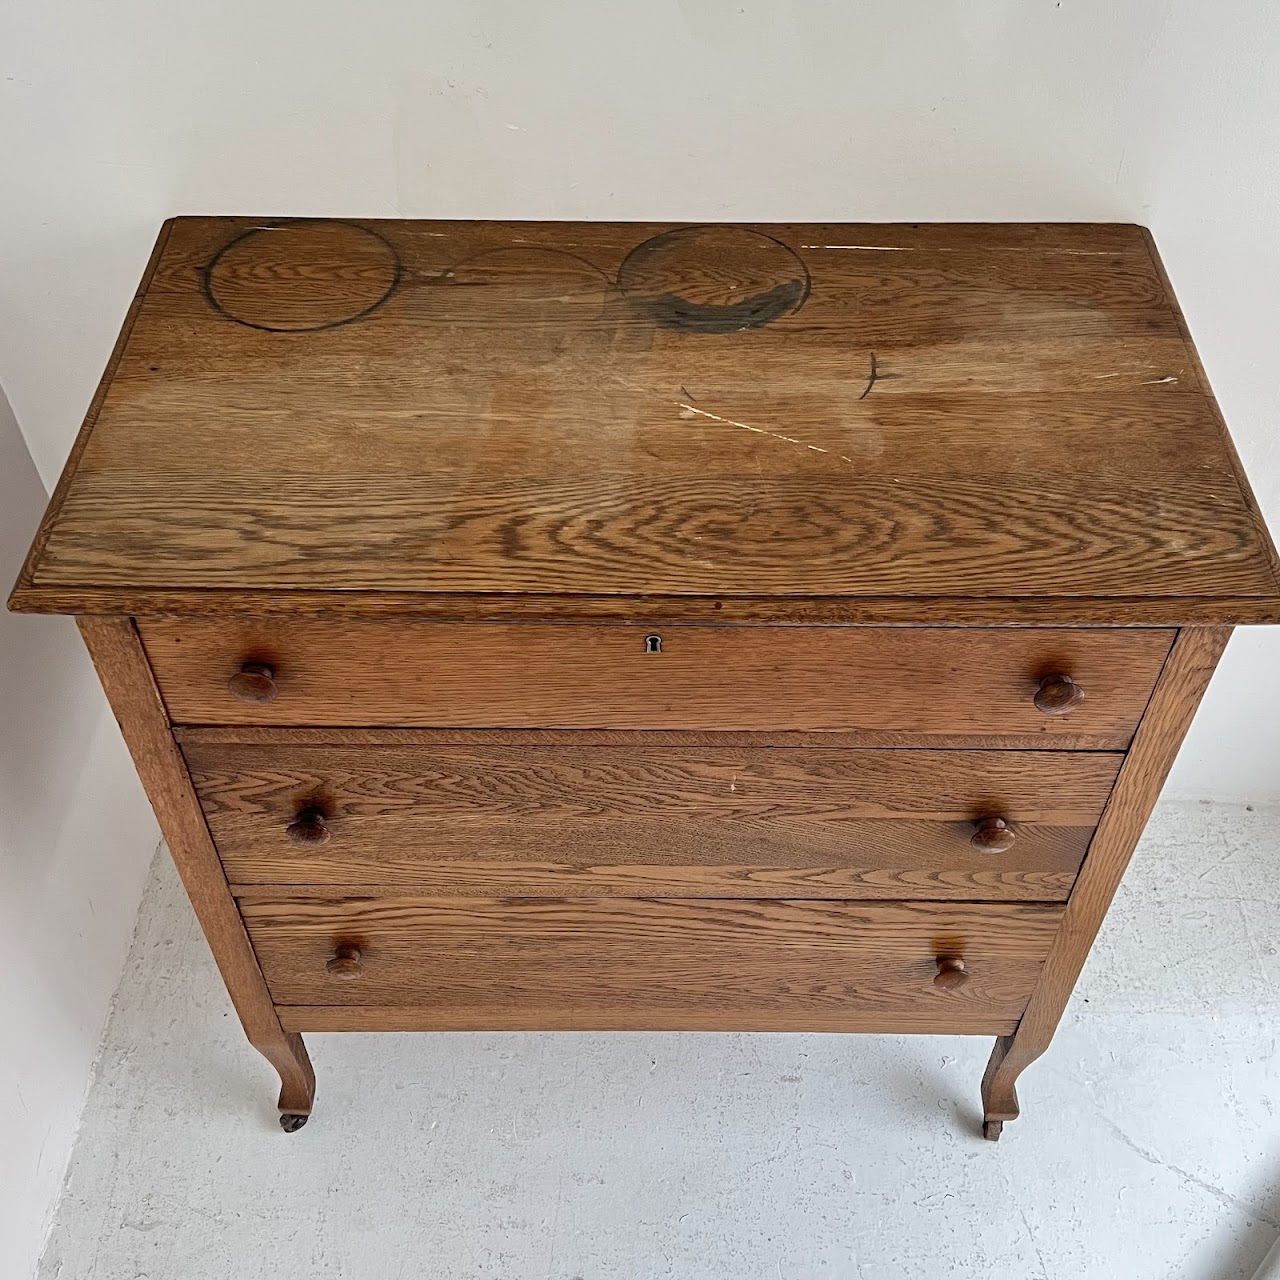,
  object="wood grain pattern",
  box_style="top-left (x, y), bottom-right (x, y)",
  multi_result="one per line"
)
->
top-left (981, 625), bottom-right (1231, 1129)
top-left (141, 620), bottom-right (1173, 741)
top-left (186, 742), bottom-right (1118, 900)
top-left (10, 219), bottom-right (1280, 623)
top-left (240, 895), bottom-right (1063, 1032)
top-left (75, 616), bottom-right (314, 1117)
top-left (31, 471), bottom-right (1275, 603)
